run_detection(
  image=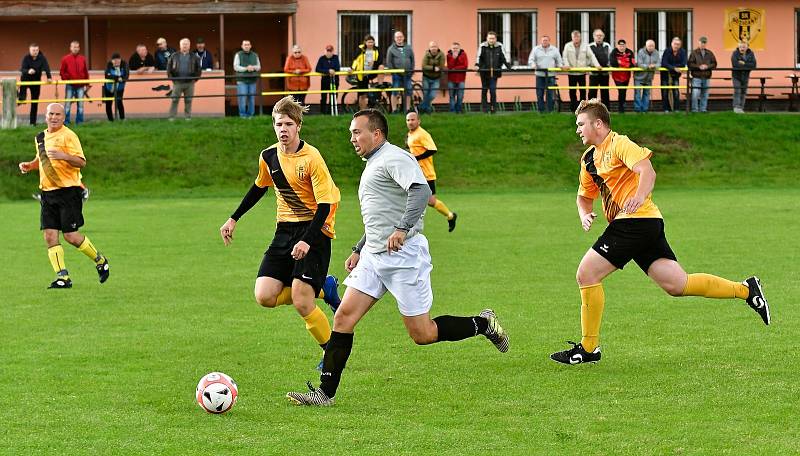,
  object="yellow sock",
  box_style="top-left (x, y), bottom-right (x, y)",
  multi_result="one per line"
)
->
top-left (77, 236), bottom-right (103, 265)
top-left (432, 199), bottom-right (453, 219)
top-left (580, 283), bottom-right (605, 352)
top-left (682, 273), bottom-right (749, 299)
top-left (317, 289), bottom-right (325, 299)
top-left (47, 245), bottom-right (68, 277)
top-left (302, 305), bottom-right (332, 345)
top-left (276, 287), bottom-right (293, 306)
